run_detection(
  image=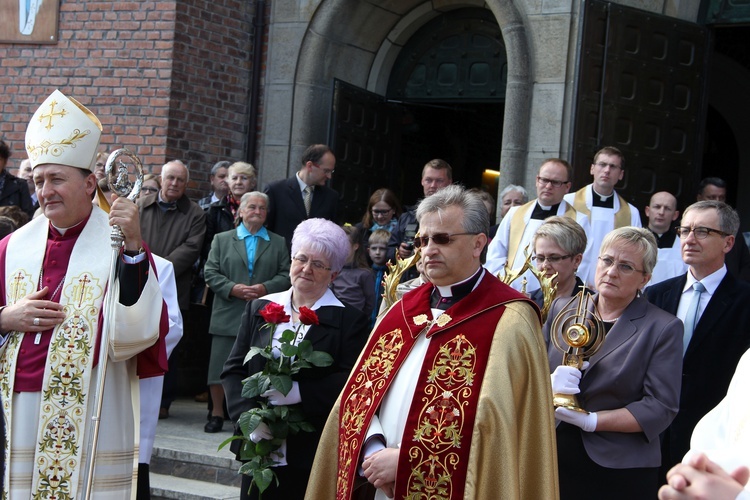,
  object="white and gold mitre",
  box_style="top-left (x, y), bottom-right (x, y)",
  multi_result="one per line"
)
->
top-left (25, 89), bottom-right (102, 171)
